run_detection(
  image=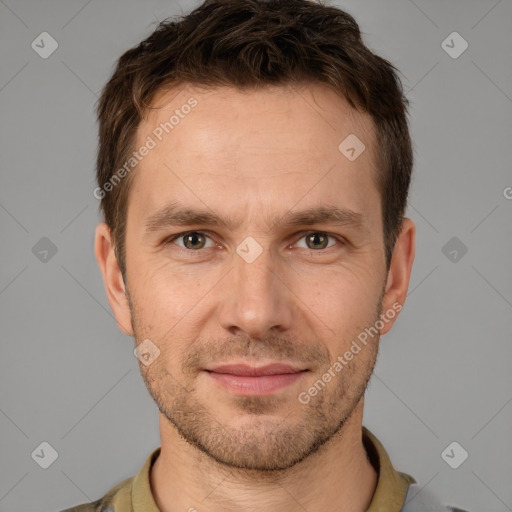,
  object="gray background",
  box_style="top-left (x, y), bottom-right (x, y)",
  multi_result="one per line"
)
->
top-left (1, 0), bottom-right (511, 510)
